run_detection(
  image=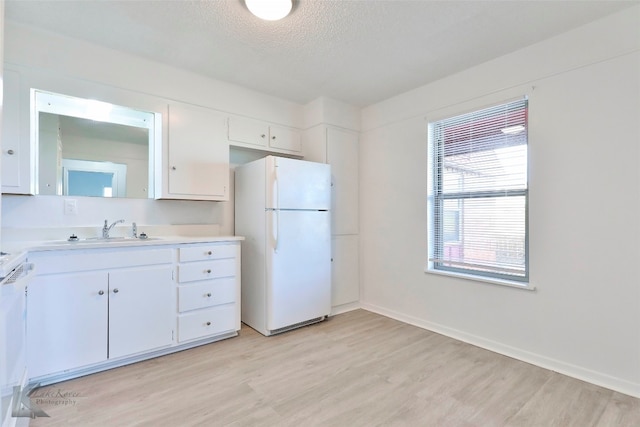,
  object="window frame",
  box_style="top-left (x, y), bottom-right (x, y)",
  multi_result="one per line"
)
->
top-left (426, 97), bottom-right (531, 289)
